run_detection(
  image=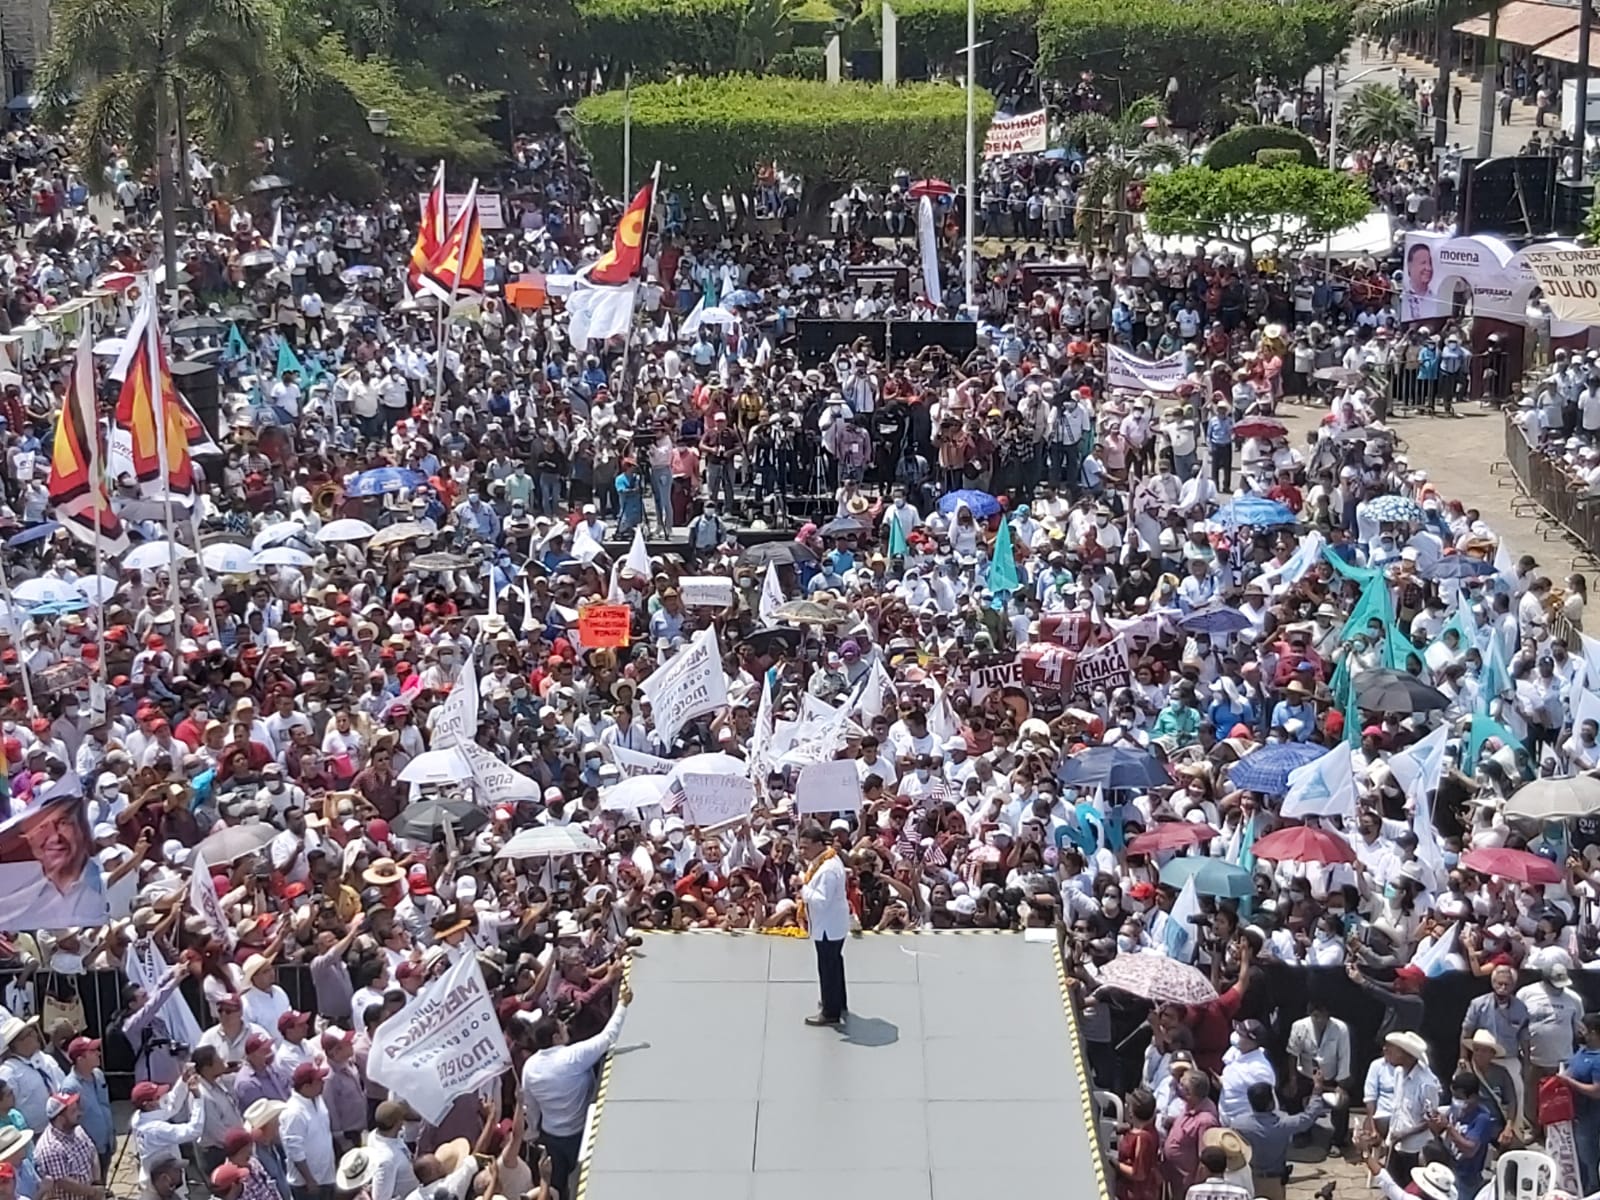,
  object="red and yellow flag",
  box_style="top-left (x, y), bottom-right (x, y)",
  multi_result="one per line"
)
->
top-left (587, 174), bottom-right (655, 286)
top-left (420, 178), bottom-right (485, 301)
top-left (408, 161), bottom-right (447, 294)
top-left (48, 335), bottom-right (127, 553)
top-left (113, 294), bottom-right (197, 497)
